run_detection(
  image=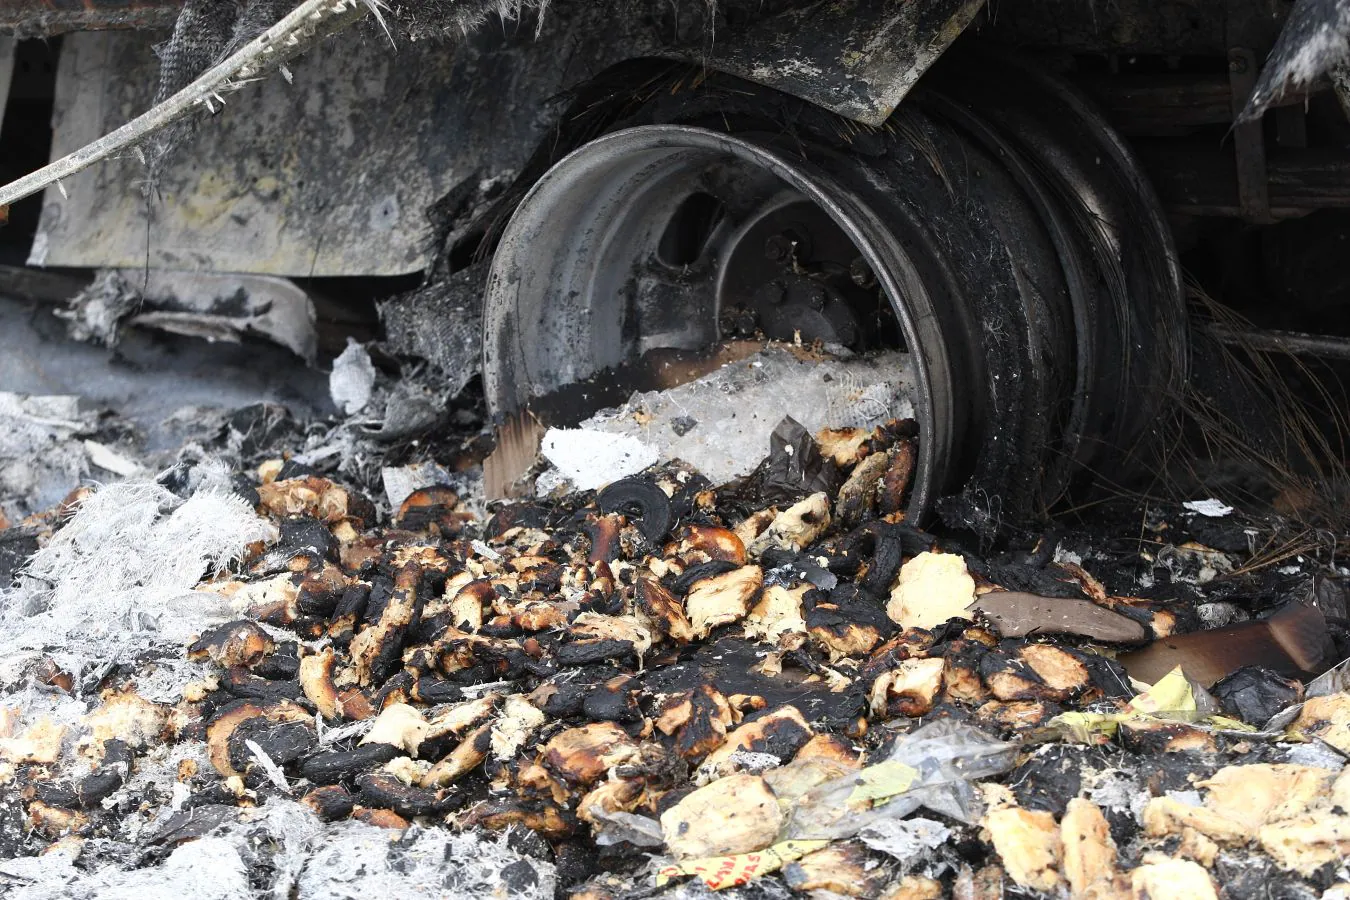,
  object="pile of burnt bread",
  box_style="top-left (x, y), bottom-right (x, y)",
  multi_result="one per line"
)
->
top-left (8, 417), bottom-right (1350, 899)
